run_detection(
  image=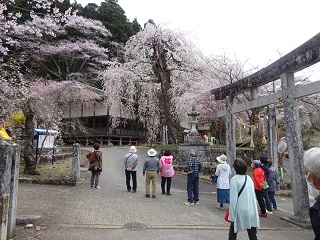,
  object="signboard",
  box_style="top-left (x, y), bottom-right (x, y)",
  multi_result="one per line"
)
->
top-left (34, 129), bottom-right (58, 148)
top-left (38, 135), bottom-right (55, 148)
